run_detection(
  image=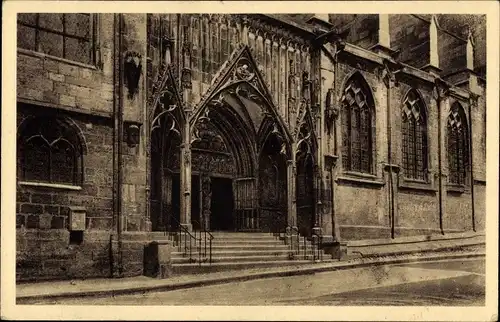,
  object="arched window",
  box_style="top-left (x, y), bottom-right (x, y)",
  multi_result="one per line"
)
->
top-left (18, 116), bottom-right (84, 186)
top-left (341, 74), bottom-right (375, 174)
top-left (402, 90), bottom-right (428, 181)
top-left (447, 103), bottom-right (469, 185)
